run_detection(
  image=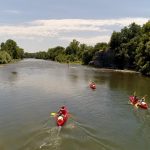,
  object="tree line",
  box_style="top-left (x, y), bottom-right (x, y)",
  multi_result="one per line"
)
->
top-left (0, 39), bottom-right (24, 64)
top-left (24, 40), bottom-right (108, 64)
